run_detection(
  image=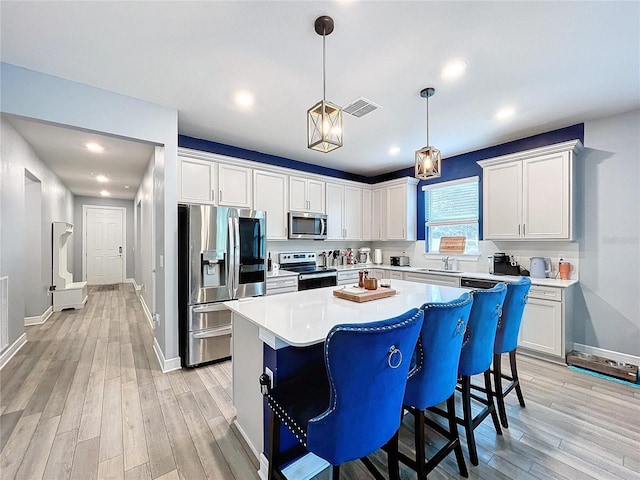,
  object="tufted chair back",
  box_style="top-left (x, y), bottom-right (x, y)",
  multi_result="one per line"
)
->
top-left (404, 293), bottom-right (473, 409)
top-left (306, 308), bottom-right (423, 465)
top-left (458, 283), bottom-right (507, 377)
top-left (494, 277), bottom-right (531, 354)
